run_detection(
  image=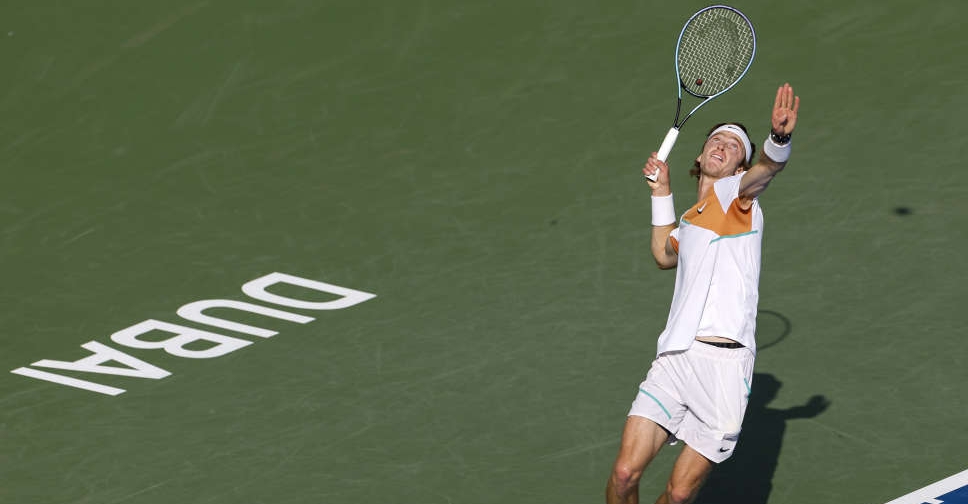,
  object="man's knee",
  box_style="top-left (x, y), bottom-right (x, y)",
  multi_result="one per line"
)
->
top-left (664, 480), bottom-right (701, 504)
top-left (609, 461), bottom-right (644, 493)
